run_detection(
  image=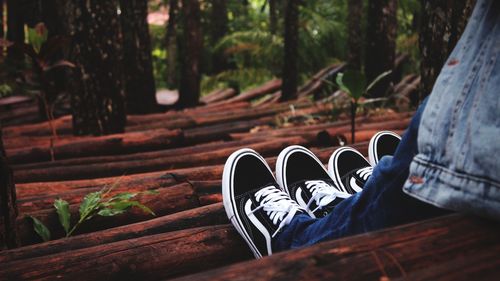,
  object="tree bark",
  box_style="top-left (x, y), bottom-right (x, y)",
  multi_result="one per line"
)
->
top-left (178, 0), bottom-right (202, 108)
top-left (365, 0), bottom-right (397, 98)
top-left (174, 214), bottom-right (500, 281)
top-left (281, 0), bottom-right (300, 101)
top-left (269, 0), bottom-right (278, 35)
top-left (119, 0), bottom-right (159, 114)
top-left (166, 0), bottom-right (179, 88)
top-left (211, 0), bottom-right (229, 73)
top-left (419, 0), bottom-right (475, 101)
top-left (55, 0), bottom-right (126, 136)
top-left (0, 127), bottom-right (18, 249)
top-left (0, 225), bottom-right (251, 280)
top-left (6, 0), bottom-right (24, 60)
top-left (347, 0), bottom-right (363, 71)
top-left (0, 0), bottom-right (3, 39)
top-left (0, 203), bottom-right (226, 263)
